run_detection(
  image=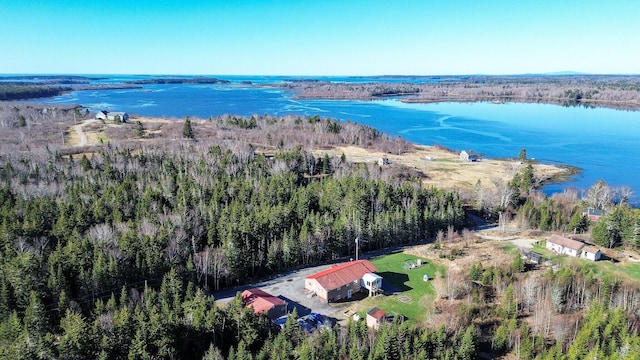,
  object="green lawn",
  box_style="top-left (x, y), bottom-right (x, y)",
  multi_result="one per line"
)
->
top-left (496, 241), bottom-right (518, 254)
top-left (568, 257), bottom-right (640, 282)
top-left (622, 263), bottom-right (640, 281)
top-left (360, 253), bottom-right (445, 323)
